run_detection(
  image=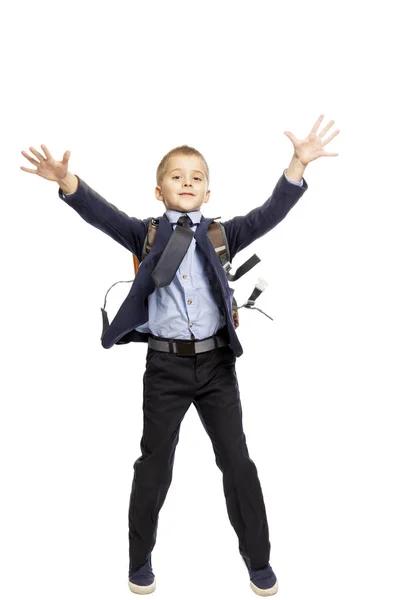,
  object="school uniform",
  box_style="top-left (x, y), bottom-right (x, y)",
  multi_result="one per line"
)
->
top-left (59, 168), bottom-right (308, 581)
